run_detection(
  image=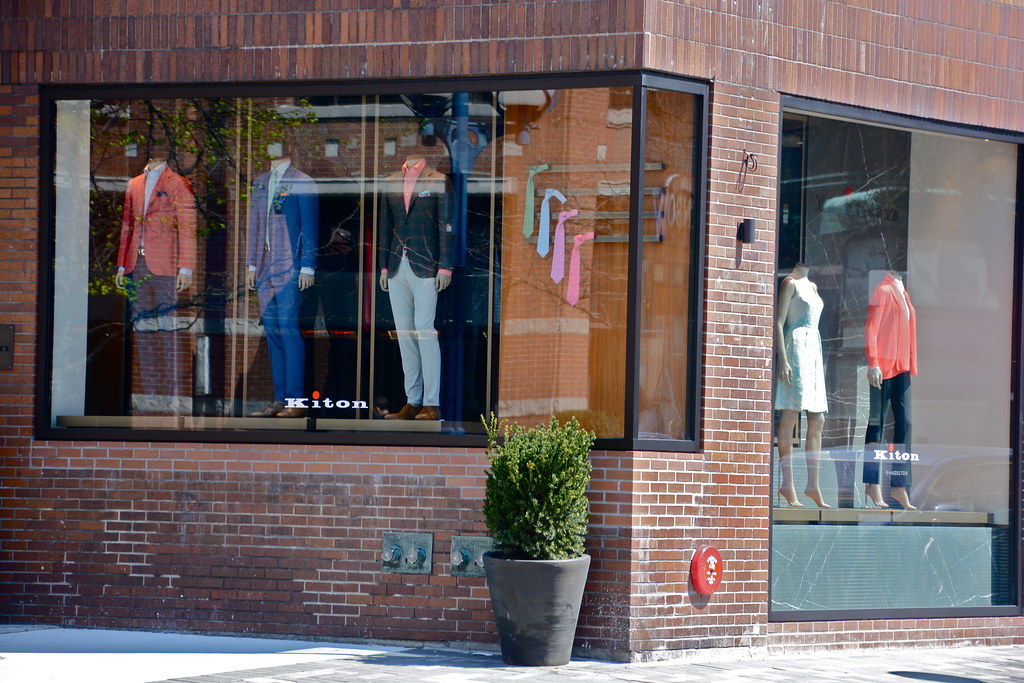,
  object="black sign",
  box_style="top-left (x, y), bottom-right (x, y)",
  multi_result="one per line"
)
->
top-left (0, 324), bottom-right (12, 371)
